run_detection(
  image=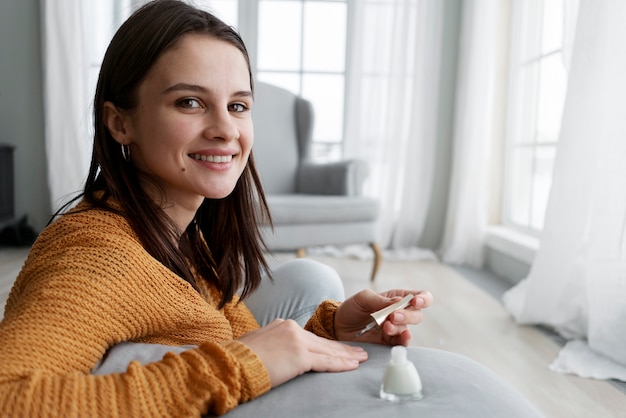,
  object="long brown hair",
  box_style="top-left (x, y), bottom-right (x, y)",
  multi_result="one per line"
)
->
top-left (80, 0), bottom-right (271, 307)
